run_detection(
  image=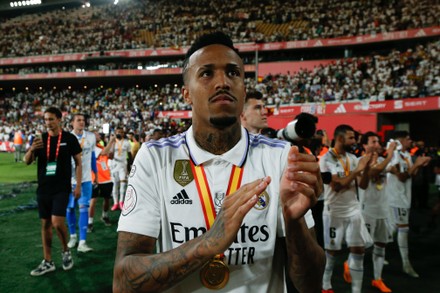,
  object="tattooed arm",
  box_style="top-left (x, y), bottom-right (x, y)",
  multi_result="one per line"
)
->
top-left (113, 232), bottom-right (212, 293)
top-left (281, 147), bottom-right (325, 292)
top-left (113, 177), bottom-right (272, 292)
